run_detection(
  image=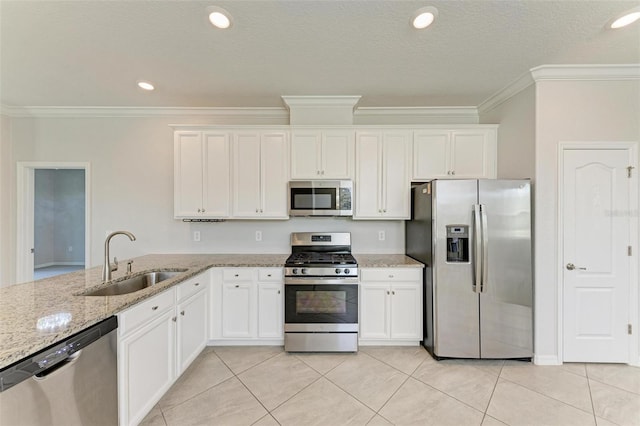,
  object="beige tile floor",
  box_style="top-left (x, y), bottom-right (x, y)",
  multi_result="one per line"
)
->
top-left (140, 346), bottom-right (640, 426)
